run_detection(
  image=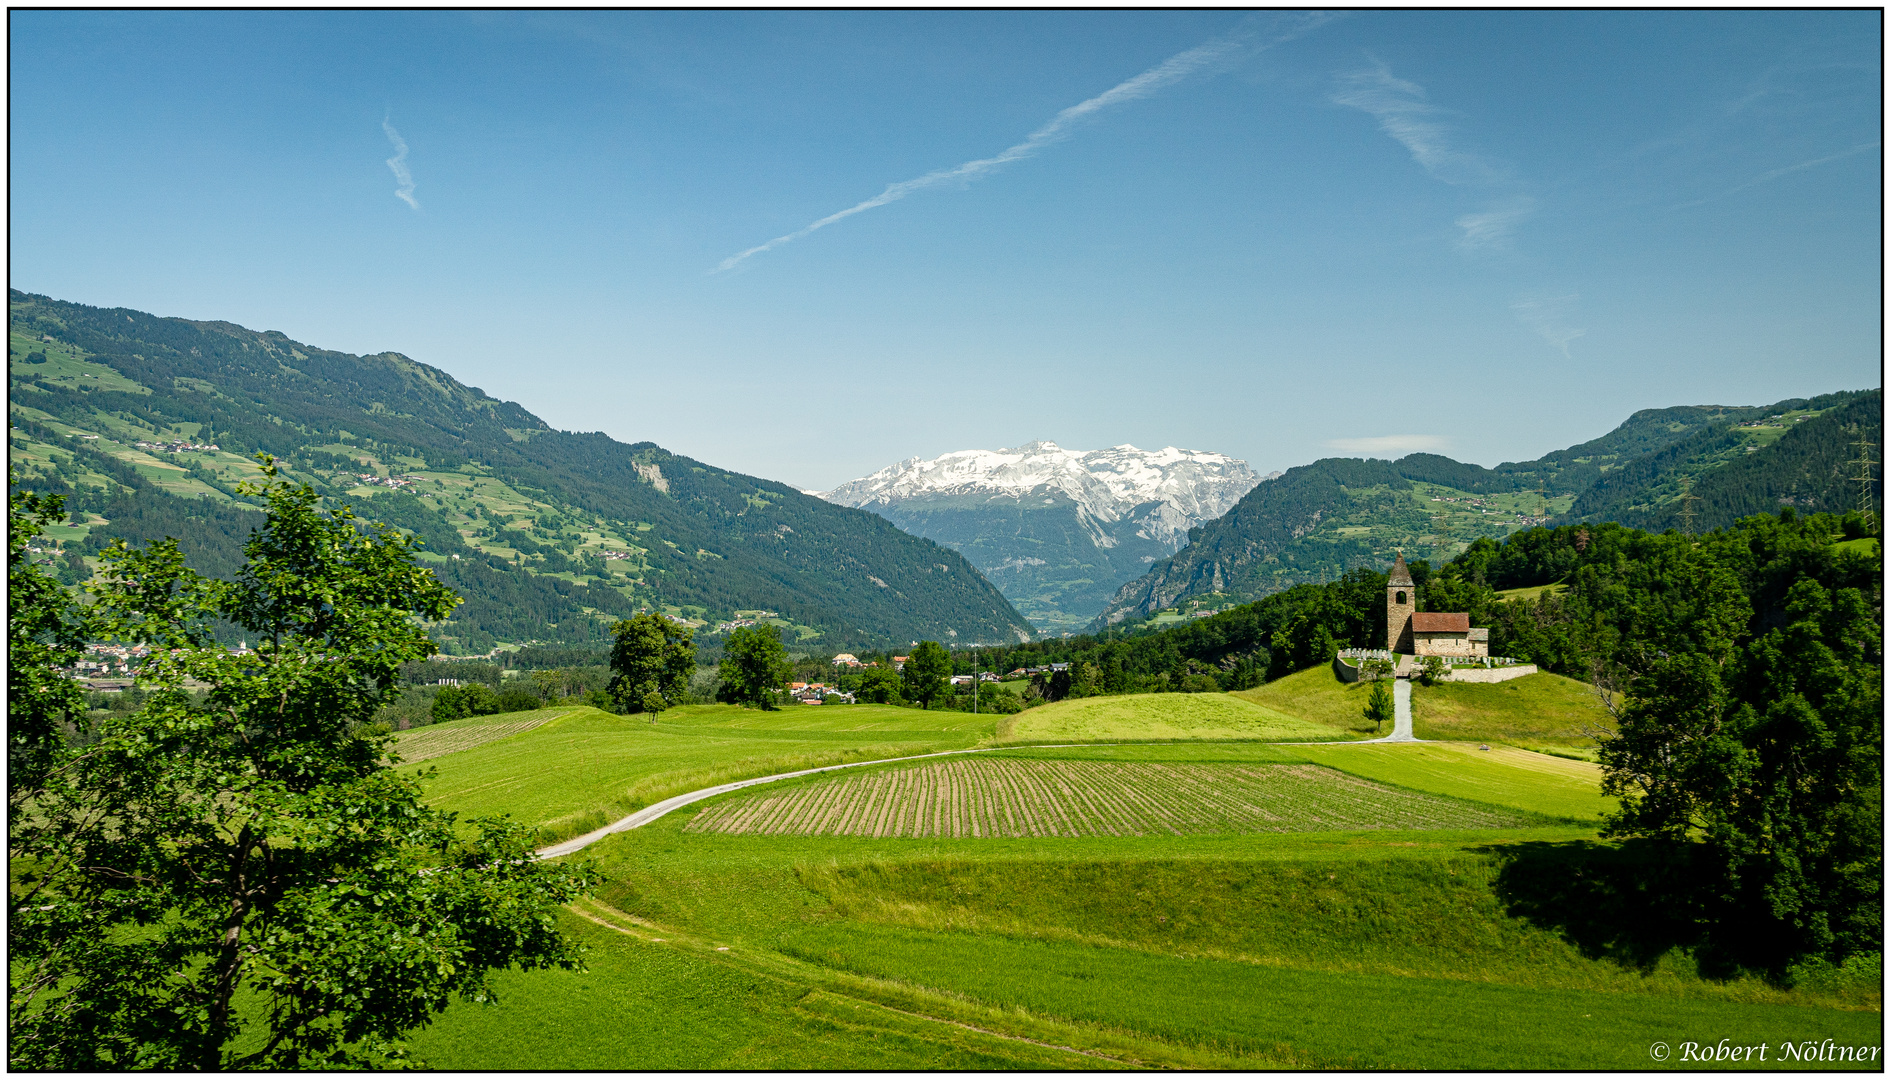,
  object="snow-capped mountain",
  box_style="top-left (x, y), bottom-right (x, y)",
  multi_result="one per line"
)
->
top-left (821, 442), bottom-right (1274, 632)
